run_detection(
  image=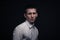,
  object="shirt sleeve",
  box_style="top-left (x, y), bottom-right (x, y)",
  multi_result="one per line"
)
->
top-left (13, 27), bottom-right (23, 40)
